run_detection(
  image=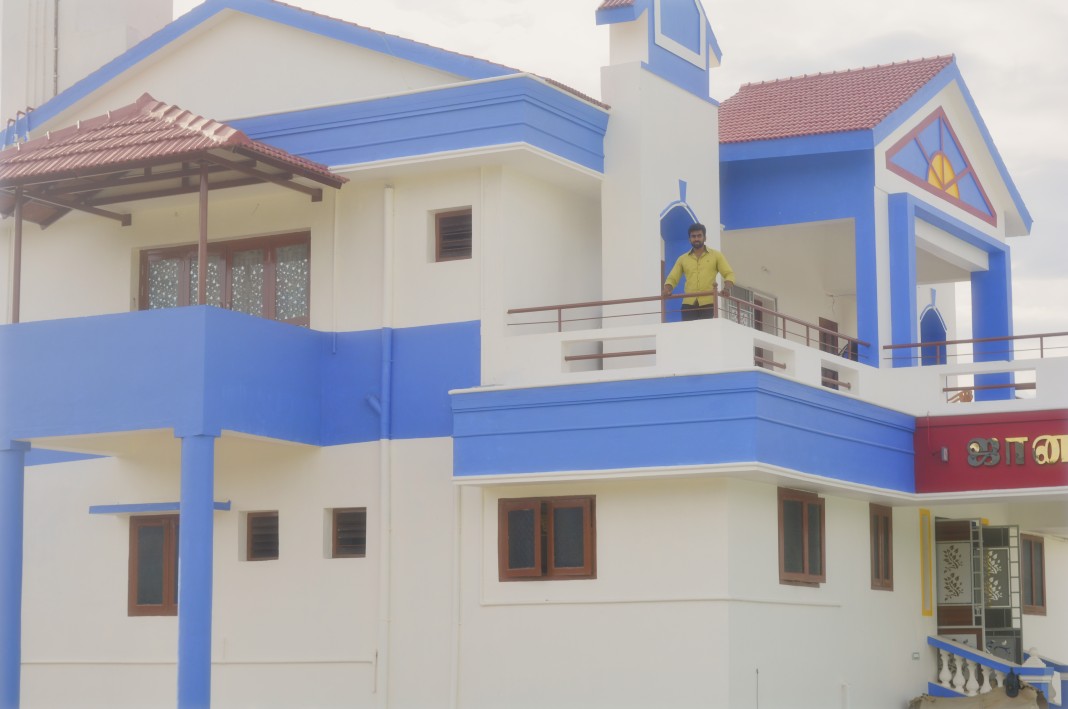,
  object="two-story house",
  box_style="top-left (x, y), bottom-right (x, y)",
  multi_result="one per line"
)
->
top-left (0, 1), bottom-right (1064, 708)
